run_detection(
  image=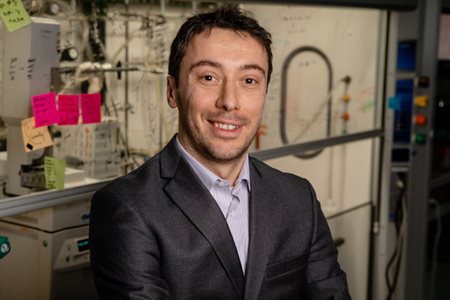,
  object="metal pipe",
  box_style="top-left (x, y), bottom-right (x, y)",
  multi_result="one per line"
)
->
top-left (124, 0), bottom-right (130, 173)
